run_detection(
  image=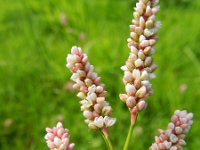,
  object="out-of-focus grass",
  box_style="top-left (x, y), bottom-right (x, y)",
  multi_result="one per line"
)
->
top-left (0, 0), bottom-right (200, 149)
